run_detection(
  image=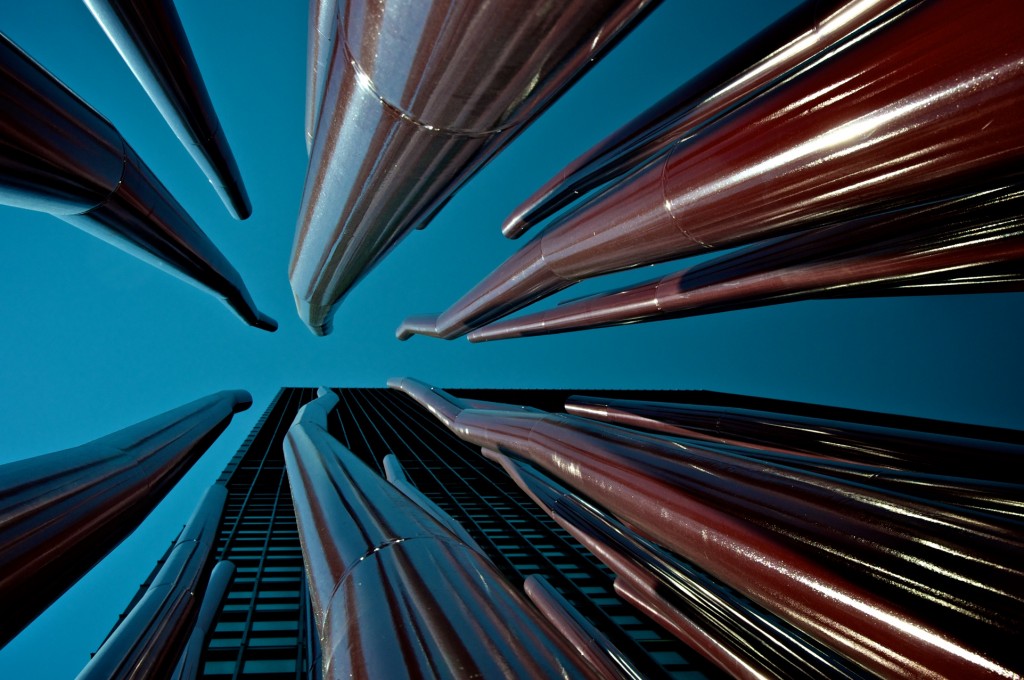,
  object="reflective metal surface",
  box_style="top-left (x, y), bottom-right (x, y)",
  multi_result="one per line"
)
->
top-left (501, 0), bottom-right (914, 239)
top-left (507, 456), bottom-right (868, 680)
top-left (305, 0), bottom-right (338, 153)
top-left (470, 183), bottom-right (1024, 341)
top-left (284, 388), bottom-right (600, 678)
top-left (0, 389), bottom-right (251, 647)
top-left (77, 485), bottom-right (228, 680)
top-left (525, 574), bottom-right (645, 680)
top-left (391, 377), bottom-right (1024, 678)
top-left (84, 0), bottom-right (252, 219)
top-left (381, 453), bottom-right (481, 551)
top-left (563, 394), bottom-right (1024, 483)
top-left (290, 0), bottom-right (658, 334)
top-left (170, 560), bottom-right (235, 680)
top-left (399, 0), bottom-right (1024, 340)
top-left (0, 34), bottom-right (275, 330)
